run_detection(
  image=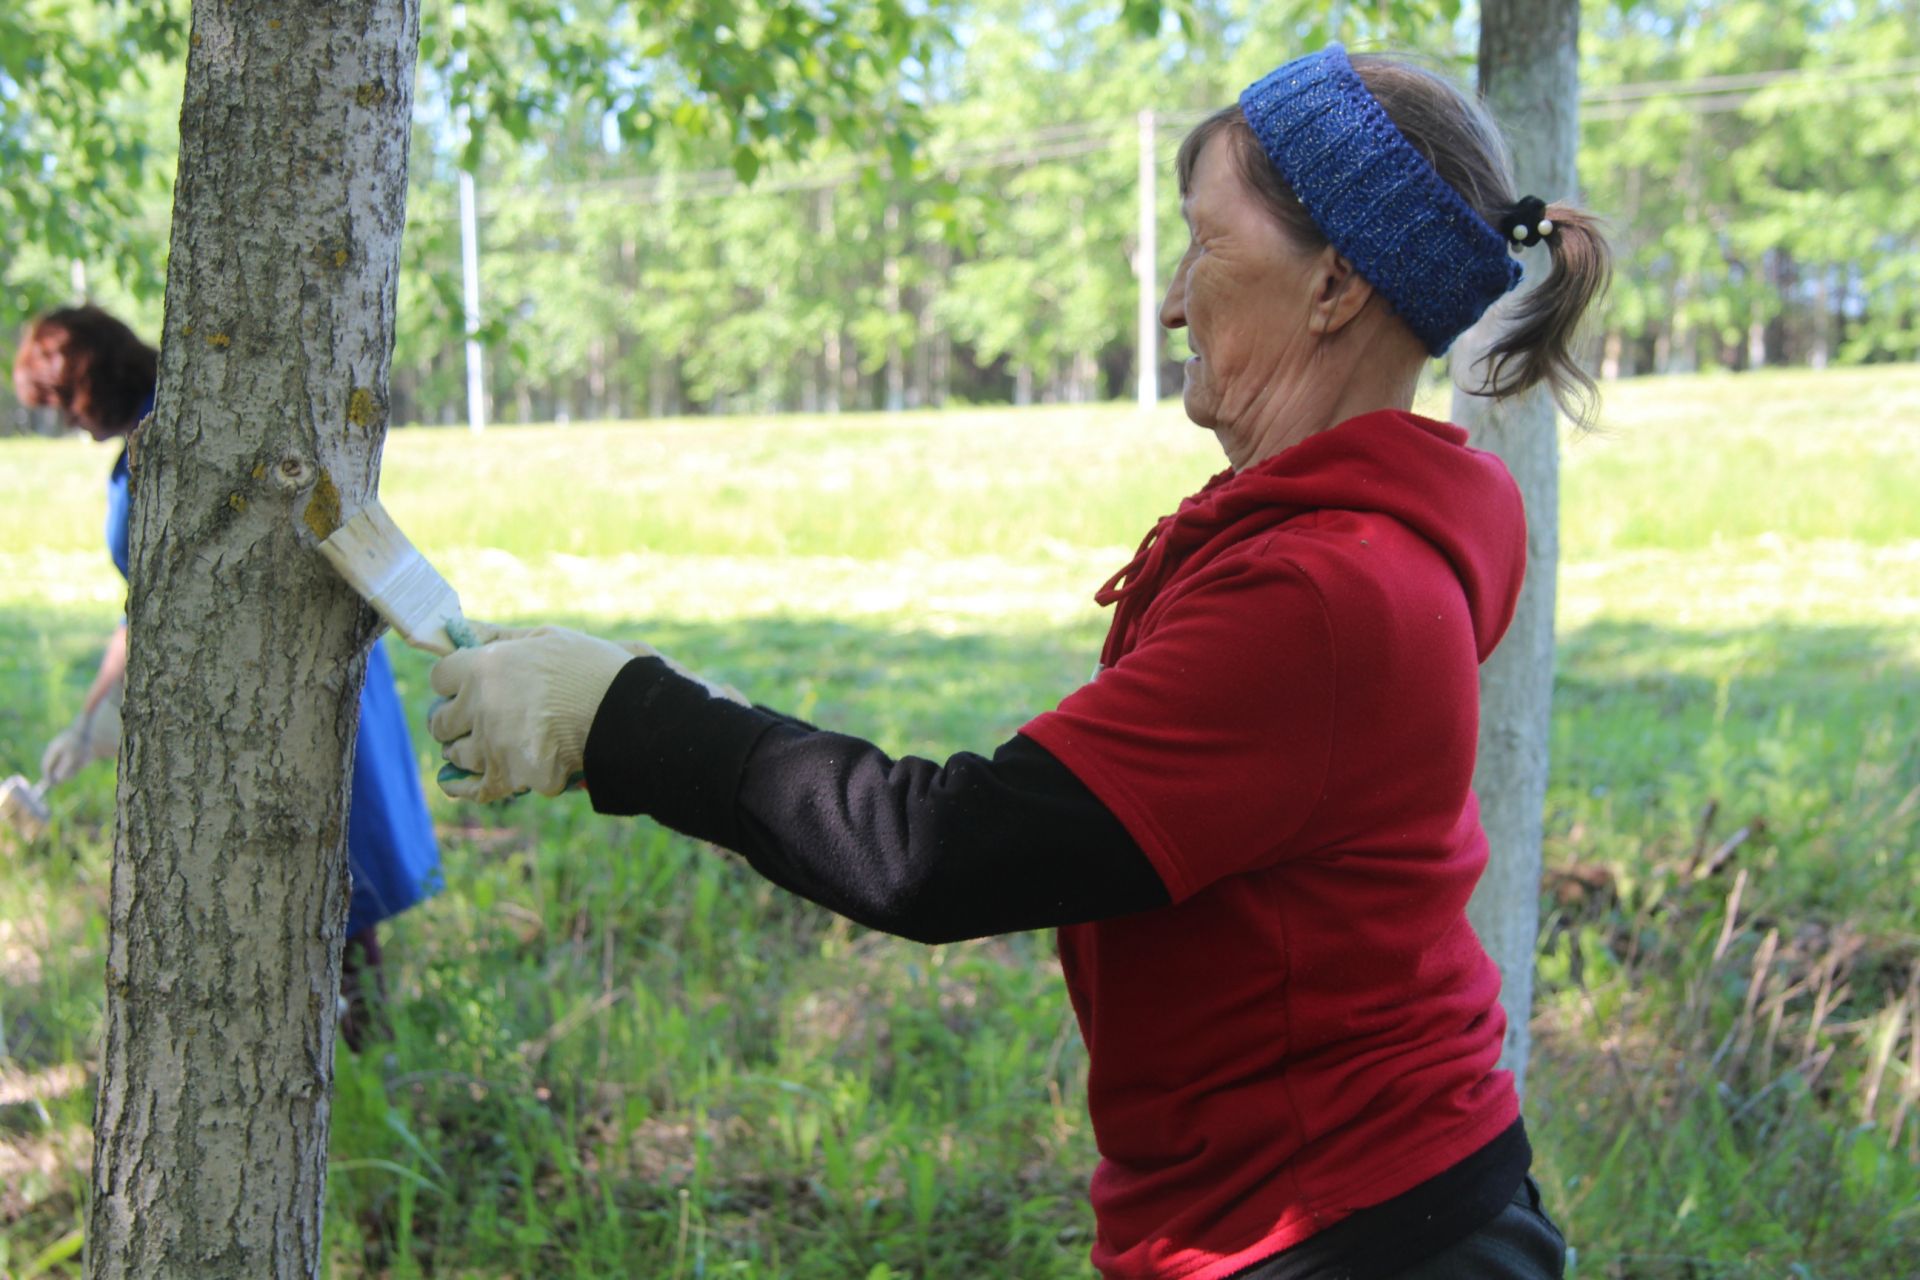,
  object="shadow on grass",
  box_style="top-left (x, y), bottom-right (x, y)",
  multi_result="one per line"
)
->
top-left (1550, 616), bottom-right (1917, 928)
